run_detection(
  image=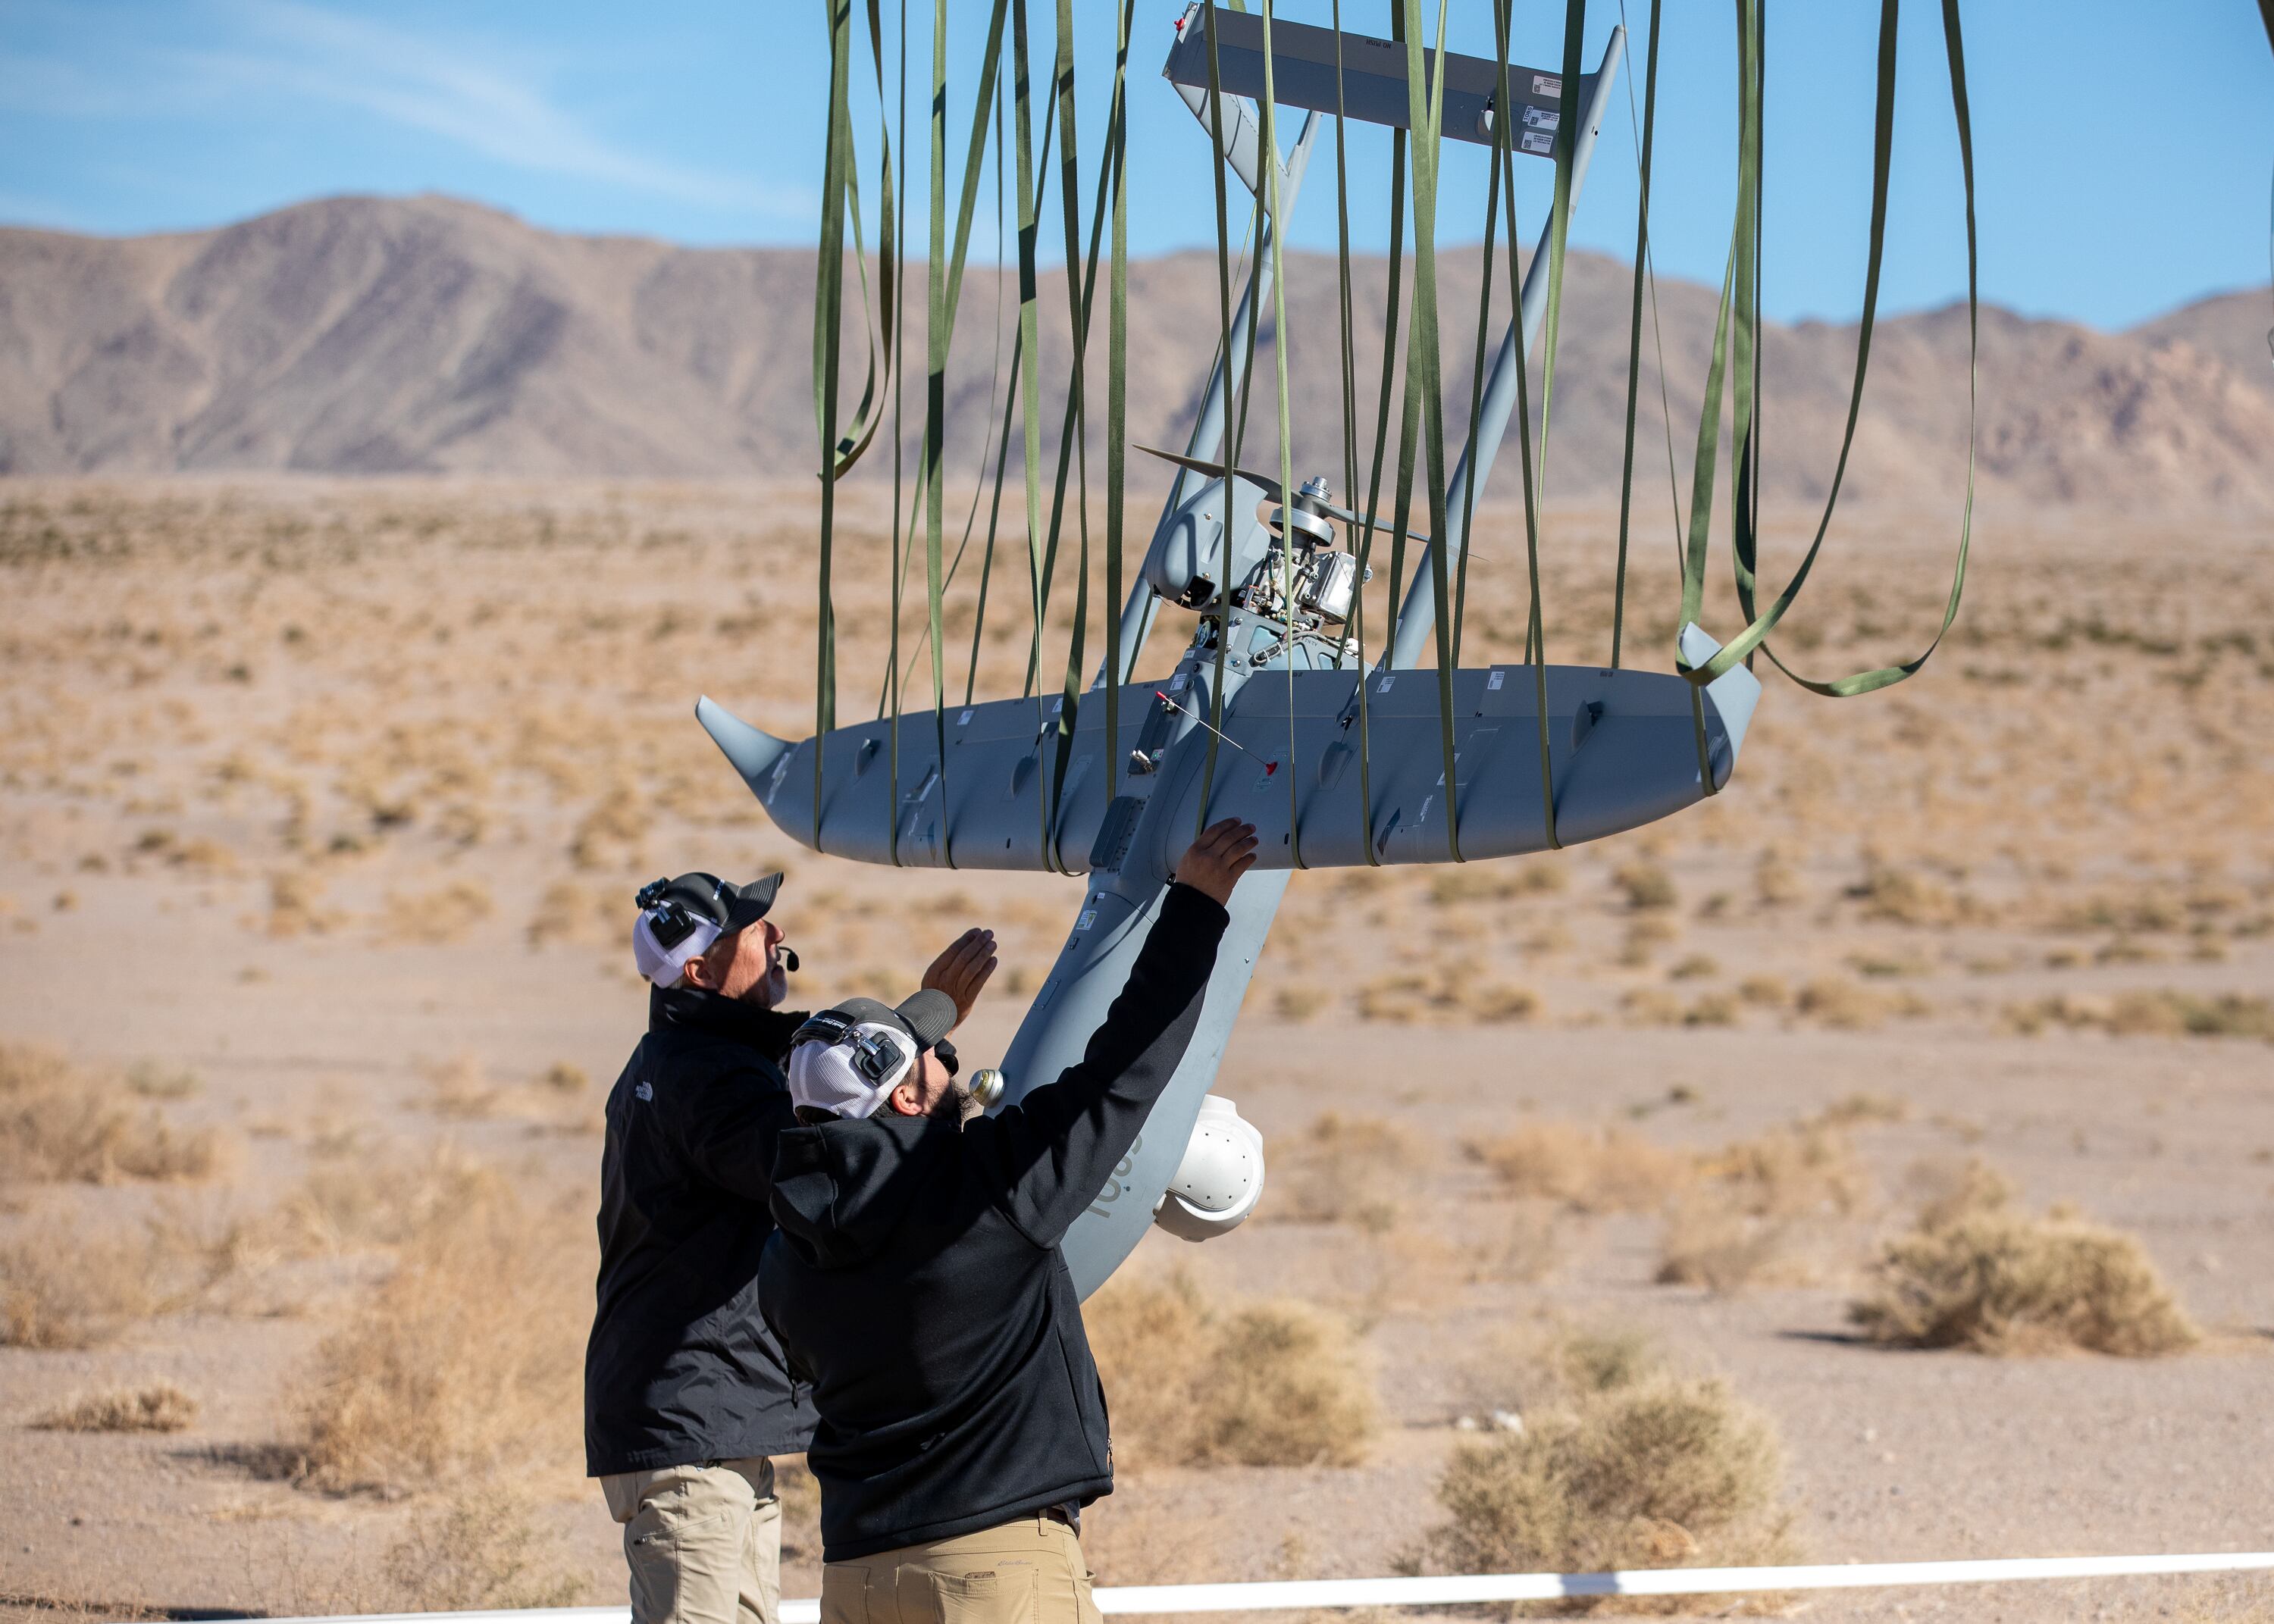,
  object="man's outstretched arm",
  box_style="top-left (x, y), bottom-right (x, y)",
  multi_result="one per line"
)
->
top-left (985, 819), bottom-right (1258, 1249)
